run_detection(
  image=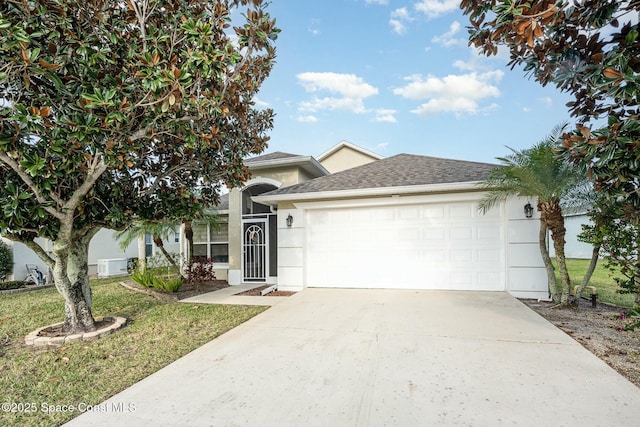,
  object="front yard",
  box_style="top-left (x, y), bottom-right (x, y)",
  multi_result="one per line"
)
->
top-left (560, 258), bottom-right (636, 307)
top-left (0, 277), bottom-right (267, 427)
